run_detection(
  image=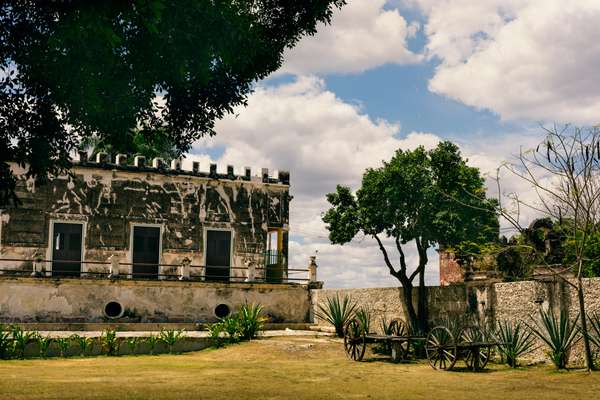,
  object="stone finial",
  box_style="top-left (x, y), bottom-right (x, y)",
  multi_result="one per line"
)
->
top-left (192, 161), bottom-right (200, 174)
top-left (31, 256), bottom-right (44, 277)
top-left (78, 150), bottom-right (88, 163)
top-left (209, 163), bottom-right (217, 178)
top-left (308, 256), bottom-right (318, 283)
top-left (179, 257), bottom-right (191, 281)
top-left (171, 158), bottom-right (182, 171)
top-left (108, 254), bottom-right (120, 279)
top-left (244, 167), bottom-right (251, 181)
top-left (96, 152), bottom-right (109, 164)
top-left (134, 155), bottom-right (146, 168)
top-left (278, 170), bottom-right (290, 185)
top-left (261, 168), bottom-right (269, 183)
top-left (152, 157), bottom-right (164, 169)
top-left (116, 154), bottom-right (128, 166)
top-left (245, 259), bottom-right (256, 282)
top-left (227, 165), bottom-right (234, 179)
